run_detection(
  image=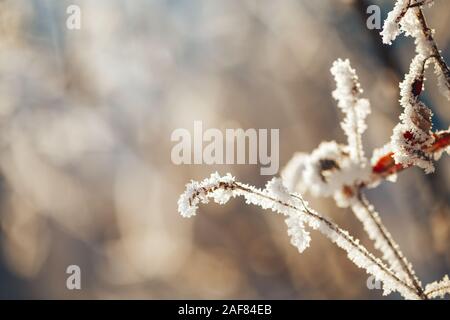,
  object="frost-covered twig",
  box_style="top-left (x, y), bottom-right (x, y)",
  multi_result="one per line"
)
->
top-left (379, 0), bottom-right (450, 172)
top-left (424, 275), bottom-right (450, 299)
top-left (279, 53), bottom-right (449, 298)
top-left (281, 57), bottom-right (445, 298)
top-left (331, 59), bottom-right (371, 164)
top-left (178, 173), bottom-right (422, 299)
top-left (282, 56), bottom-right (450, 198)
top-left (178, 1), bottom-right (450, 299)
top-left (352, 192), bottom-right (425, 298)
top-left (381, 0), bottom-right (450, 100)
top-left (415, 6), bottom-right (450, 99)
top-left (281, 59), bottom-right (372, 207)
